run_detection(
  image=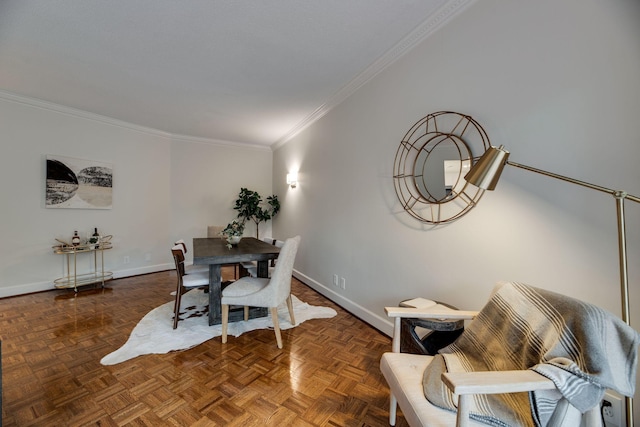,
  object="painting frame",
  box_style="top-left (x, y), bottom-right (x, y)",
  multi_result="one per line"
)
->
top-left (46, 155), bottom-right (113, 209)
